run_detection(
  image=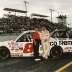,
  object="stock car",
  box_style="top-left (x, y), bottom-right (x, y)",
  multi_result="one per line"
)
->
top-left (0, 30), bottom-right (72, 59)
